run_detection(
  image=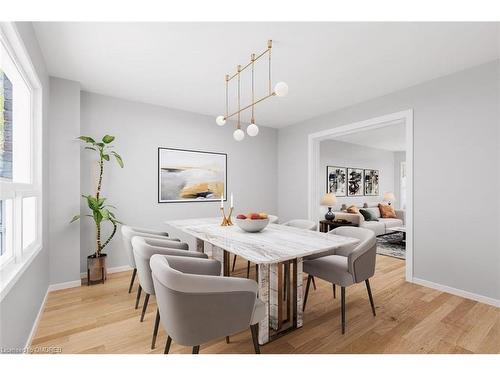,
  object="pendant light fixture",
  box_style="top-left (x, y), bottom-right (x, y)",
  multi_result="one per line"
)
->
top-left (215, 40), bottom-right (288, 140)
